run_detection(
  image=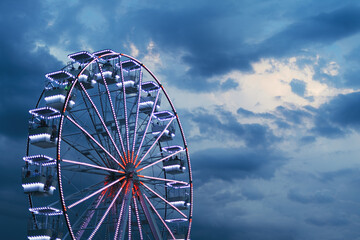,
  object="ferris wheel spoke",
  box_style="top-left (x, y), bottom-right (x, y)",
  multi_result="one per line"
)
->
top-left (114, 198), bottom-right (126, 240)
top-left (48, 180), bottom-right (104, 208)
top-left (143, 193), bottom-right (175, 240)
top-left (119, 57), bottom-right (131, 161)
top-left (136, 149), bottom-right (186, 172)
top-left (128, 204), bottom-right (132, 240)
top-left (77, 89), bottom-right (113, 167)
top-left (66, 115), bottom-right (125, 170)
top-left (78, 81), bottom-right (126, 166)
top-left (68, 176), bottom-right (125, 209)
top-left (136, 187), bottom-right (162, 240)
top-left (131, 71), bottom-right (142, 163)
top-left (74, 193), bottom-right (106, 240)
top-left (114, 180), bottom-right (133, 240)
top-left (134, 90), bottom-right (161, 165)
top-left (133, 195), bottom-right (144, 240)
top-left (138, 175), bottom-right (188, 185)
top-left (88, 180), bottom-right (127, 240)
top-left (140, 182), bottom-right (187, 218)
top-left (96, 60), bottom-right (127, 162)
top-left (62, 159), bottom-right (124, 174)
top-left (62, 137), bottom-right (104, 167)
top-left (135, 117), bottom-right (175, 168)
